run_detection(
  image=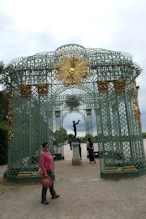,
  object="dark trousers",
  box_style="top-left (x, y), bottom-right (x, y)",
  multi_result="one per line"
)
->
top-left (79, 146), bottom-right (82, 158)
top-left (89, 149), bottom-right (94, 162)
top-left (42, 171), bottom-right (56, 201)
